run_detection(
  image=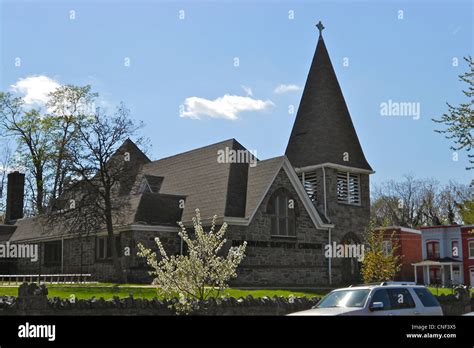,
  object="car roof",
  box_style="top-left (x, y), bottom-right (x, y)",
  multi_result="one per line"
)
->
top-left (332, 283), bottom-right (426, 291)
